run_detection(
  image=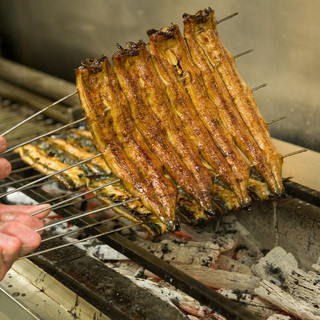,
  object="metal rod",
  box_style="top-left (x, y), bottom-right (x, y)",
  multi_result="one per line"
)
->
top-left (0, 173), bottom-right (45, 188)
top-left (234, 49), bottom-right (253, 59)
top-left (38, 189), bottom-right (87, 205)
top-left (23, 179), bottom-right (57, 191)
top-left (1, 117), bottom-right (86, 156)
top-left (41, 215), bottom-right (122, 243)
top-left (30, 178), bottom-right (120, 216)
top-left (1, 91), bottom-right (78, 137)
top-left (283, 149), bottom-right (308, 158)
top-left (251, 83), bottom-right (268, 92)
top-left (53, 194), bottom-right (97, 211)
top-left (0, 153), bottom-right (102, 200)
top-left (4, 157), bottom-right (23, 164)
top-left (35, 198), bottom-right (139, 232)
top-left (9, 165), bottom-right (33, 174)
top-left (267, 116), bottom-right (287, 125)
top-left (22, 222), bottom-right (141, 259)
top-left (217, 12), bottom-right (239, 24)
